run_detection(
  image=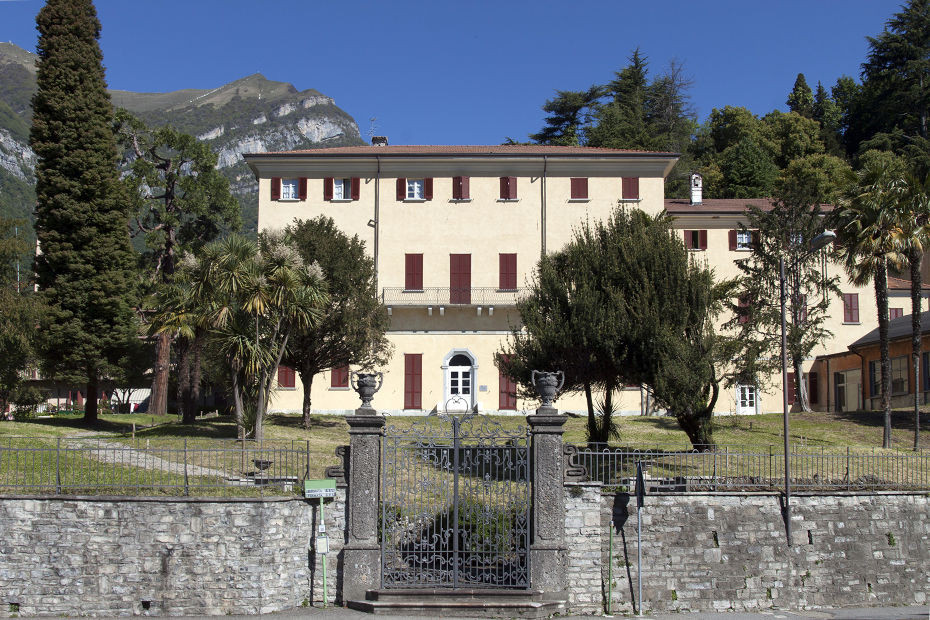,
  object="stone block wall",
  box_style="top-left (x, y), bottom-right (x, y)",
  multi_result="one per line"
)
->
top-left (0, 492), bottom-right (345, 617)
top-left (563, 488), bottom-right (930, 615)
